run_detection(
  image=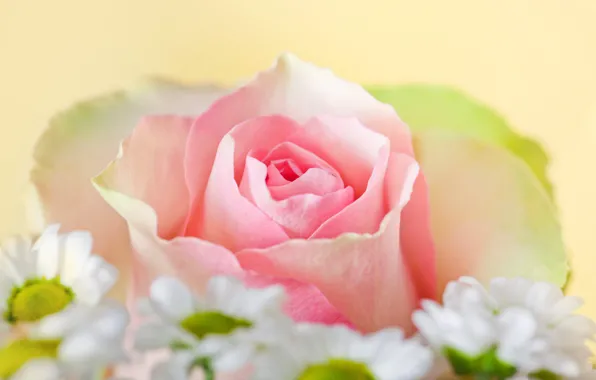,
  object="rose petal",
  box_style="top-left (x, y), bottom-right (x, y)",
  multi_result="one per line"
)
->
top-left (288, 116), bottom-right (388, 196)
top-left (237, 154), bottom-right (421, 332)
top-left (239, 157), bottom-right (354, 238)
top-left (92, 181), bottom-right (244, 296)
top-left (103, 116), bottom-right (194, 240)
top-left (311, 145), bottom-right (389, 238)
top-left (199, 135), bottom-right (289, 251)
top-left (265, 141), bottom-right (341, 180)
top-left (228, 116), bottom-right (303, 183)
top-left (31, 79), bottom-right (227, 296)
top-left (399, 173), bottom-right (437, 301)
top-left (184, 115), bottom-right (302, 237)
top-left (243, 273), bottom-right (351, 325)
top-left (263, 142), bottom-right (344, 198)
top-left (269, 167), bottom-right (345, 199)
top-left (184, 54), bottom-right (412, 235)
top-left (266, 164), bottom-right (291, 187)
top-left (415, 130), bottom-right (568, 293)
